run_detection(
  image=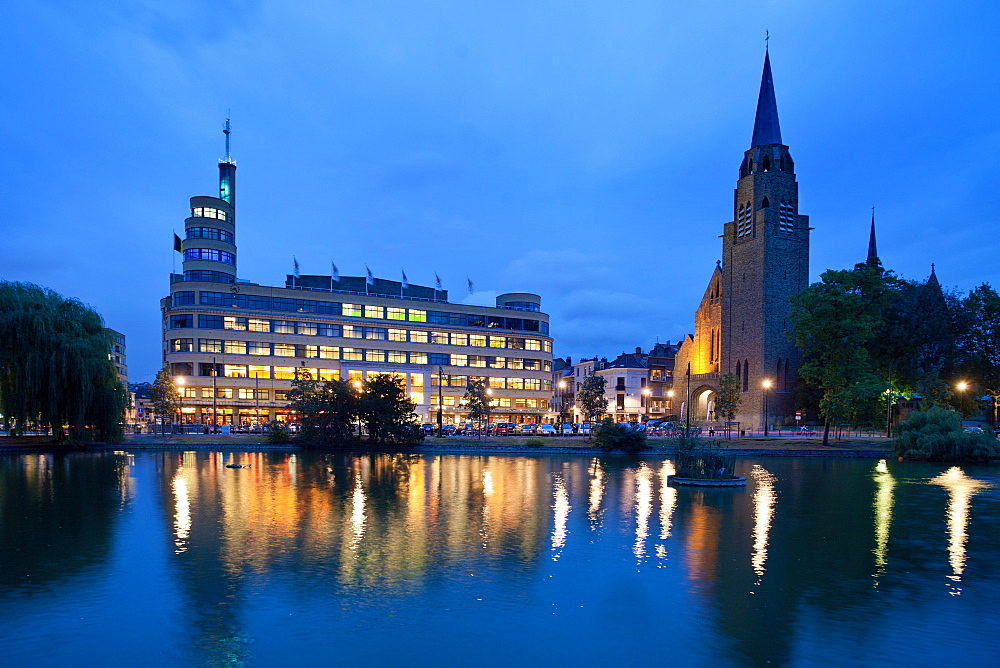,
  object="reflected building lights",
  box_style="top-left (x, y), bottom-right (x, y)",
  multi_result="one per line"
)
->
top-left (750, 464), bottom-right (776, 581)
top-left (481, 469), bottom-right (494, 547)
top-left (633, 463), bottom-right (653, 561)
top-left (551, 473), bottom-right (570, 558)
top-left (930, 467), bottom-right (992, 594)
top-left (872, 459), bottom-right (895, 582)
top-left (349, 473), bottom-right (366, 550)
top-left (659, 460), bottom-right (677, 541)
top-left (588, 459), bottom-right (605, 529)
top-left (172, 472), bottom-right (191, 554)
